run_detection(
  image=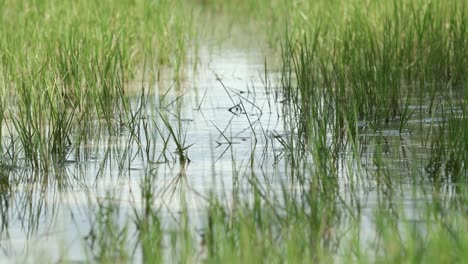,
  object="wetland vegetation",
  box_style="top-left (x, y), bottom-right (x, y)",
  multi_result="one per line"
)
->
top-left (0, 0), bottom-right (467, 263)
